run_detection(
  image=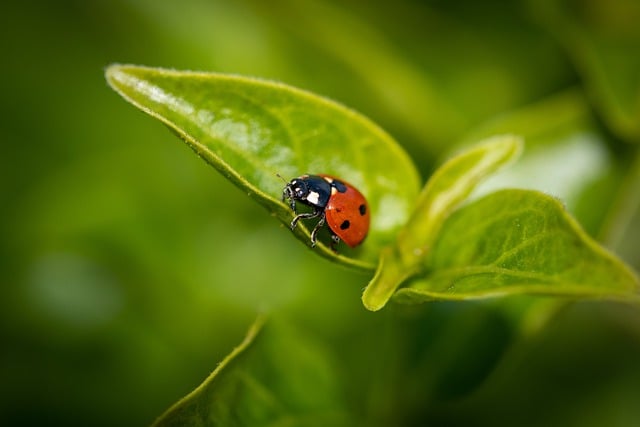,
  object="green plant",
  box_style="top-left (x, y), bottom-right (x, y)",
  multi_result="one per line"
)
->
top-left (106, 64), bottom-right (639, 426)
